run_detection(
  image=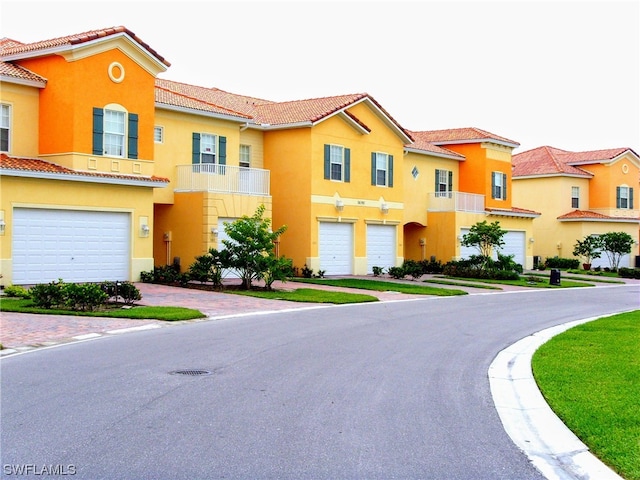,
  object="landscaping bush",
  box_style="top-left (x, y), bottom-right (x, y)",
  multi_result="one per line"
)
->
top-left (387, 266), bottom-right (406, 279)
top-left (101, 281), bottom-right (142, 305)
top-left (545, 256), bottom-right (580, 269)
top-left (372, 266), bottom-right (385, 277)
top-left (443, 254), bottom-right (522, 280)
top-left (402, 260), bottom-right (423, 280)
top-left (188, 249), bottom-right (230, 287)
top-left (618, 267), bottom-right (640, 279)
top-left (62, 282), bottom-right (109, 311)
top-left (29, 279), bottom-right (66, 309)
top-left (420, 258), bottom-right (444, 274)
top-left (3, 285), bottom-right (30, 298)
top-left (140, 265), bottom-right (190, 286)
